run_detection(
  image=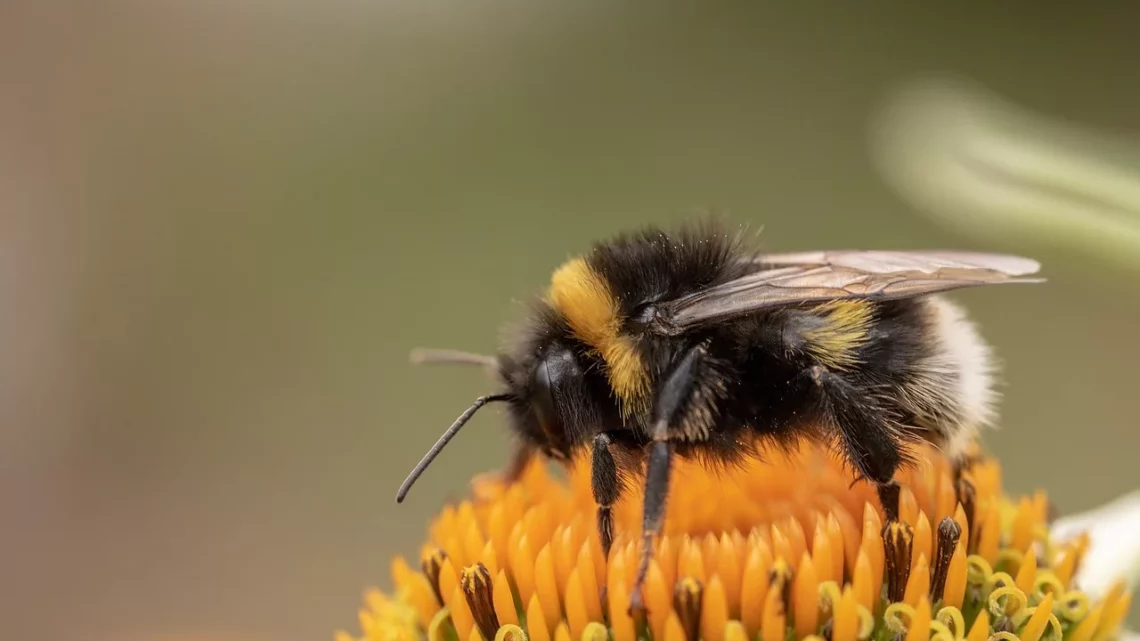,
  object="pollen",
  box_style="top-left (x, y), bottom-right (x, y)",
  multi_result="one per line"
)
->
top-left (338, 441), bottom-right (1130, 641)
